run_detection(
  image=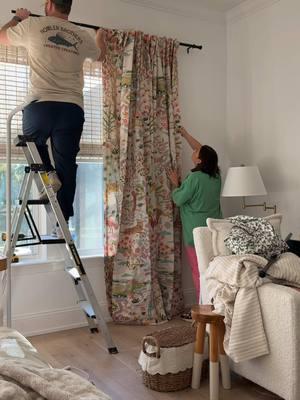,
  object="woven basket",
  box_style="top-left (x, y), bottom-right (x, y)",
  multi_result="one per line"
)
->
top-left (141, 325), bottom-right (196, 392)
